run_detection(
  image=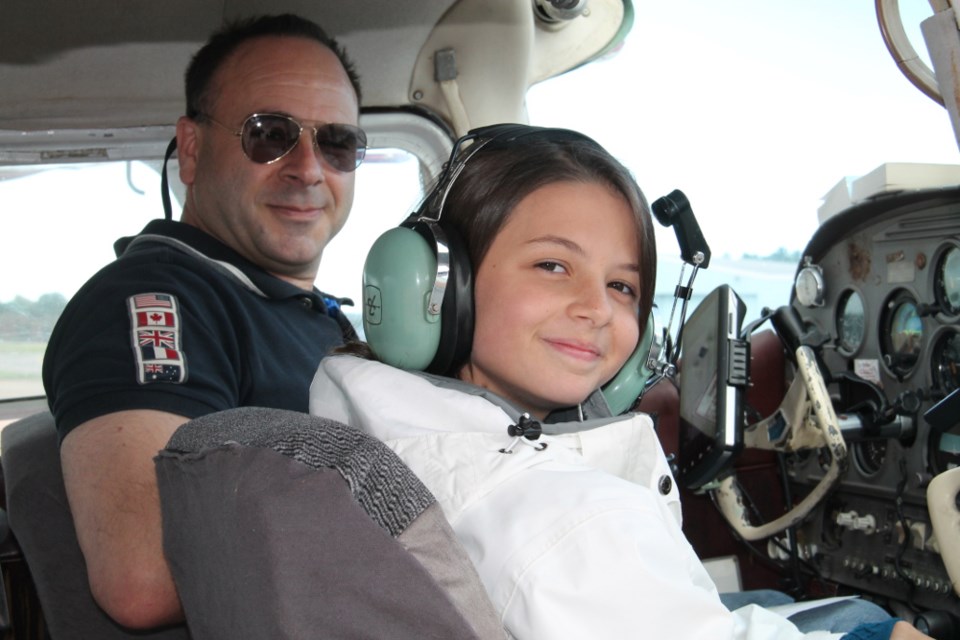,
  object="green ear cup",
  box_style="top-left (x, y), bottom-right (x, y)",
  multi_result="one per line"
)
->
top-left (362, 227), bottom-right (442, 370)
top-left (602, 312), bottom-right (656, 415)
